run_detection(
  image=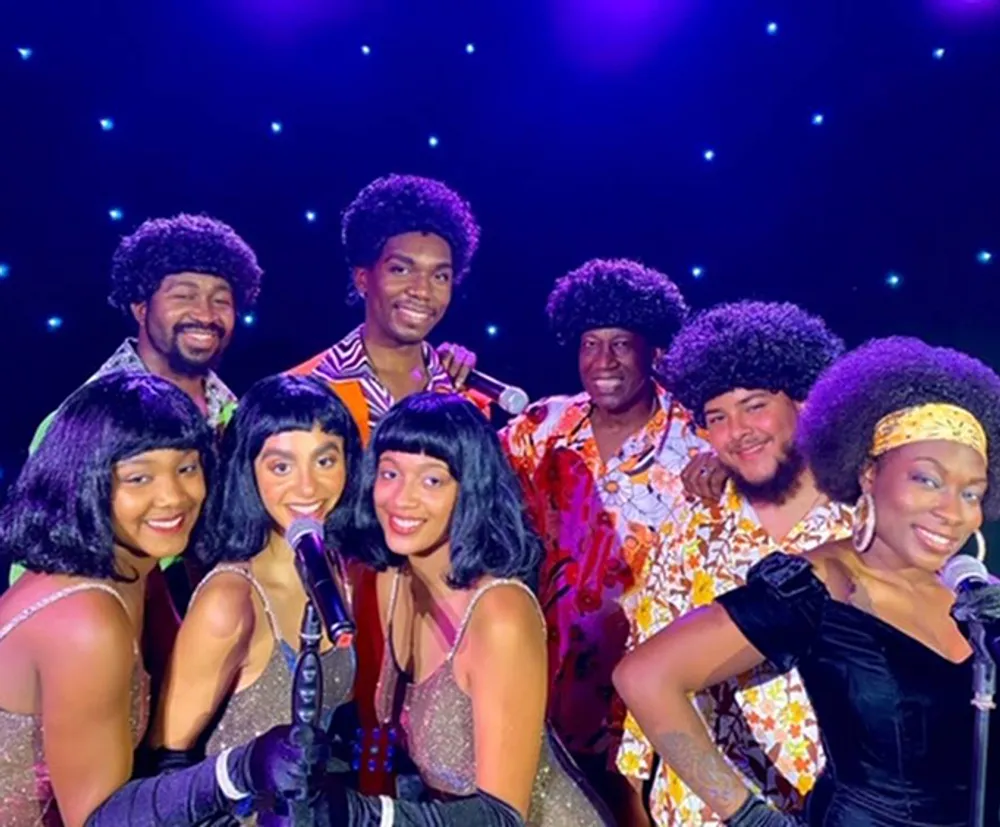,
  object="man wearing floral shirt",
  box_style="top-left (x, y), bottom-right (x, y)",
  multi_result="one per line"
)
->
top-left (615, 301), bottom-right (852, 826)
top-left (500, 259), bottom-right (705, 825)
